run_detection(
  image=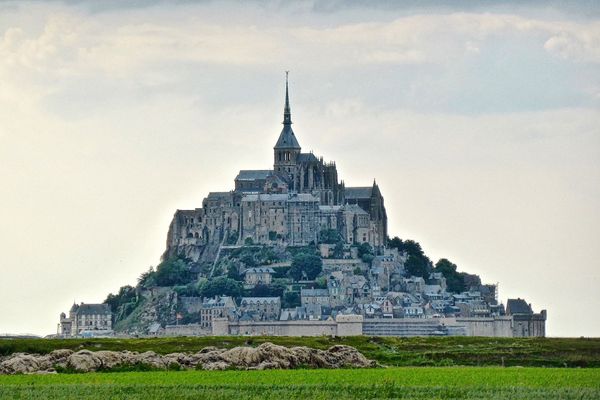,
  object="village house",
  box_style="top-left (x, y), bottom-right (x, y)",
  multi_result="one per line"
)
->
top-left (199, 296), bottom-right (236, 329)
top-left (244, 267), bottom-right (275, 286)
top-left (239, 297), bottom-right (281, 321)
top-left (301, 288), bottom-right (331, 307)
